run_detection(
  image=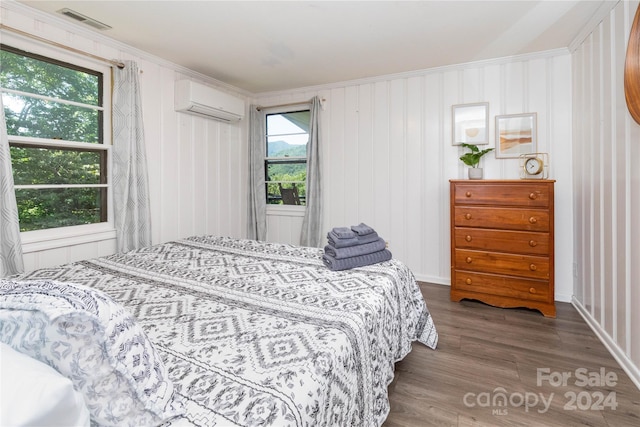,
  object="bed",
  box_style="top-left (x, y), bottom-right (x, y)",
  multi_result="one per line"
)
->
top-left (1, 235), bottom-right (438, 426)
